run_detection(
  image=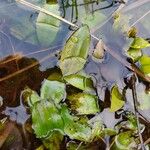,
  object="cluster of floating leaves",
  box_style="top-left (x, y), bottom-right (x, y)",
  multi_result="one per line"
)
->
top-left (0, 0), bottom-right (150, 150)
